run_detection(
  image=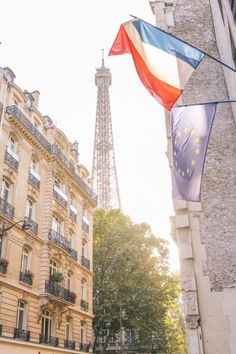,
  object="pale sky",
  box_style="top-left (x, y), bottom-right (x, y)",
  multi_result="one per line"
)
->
top-left (0, 0), bottom-right (179, 269)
